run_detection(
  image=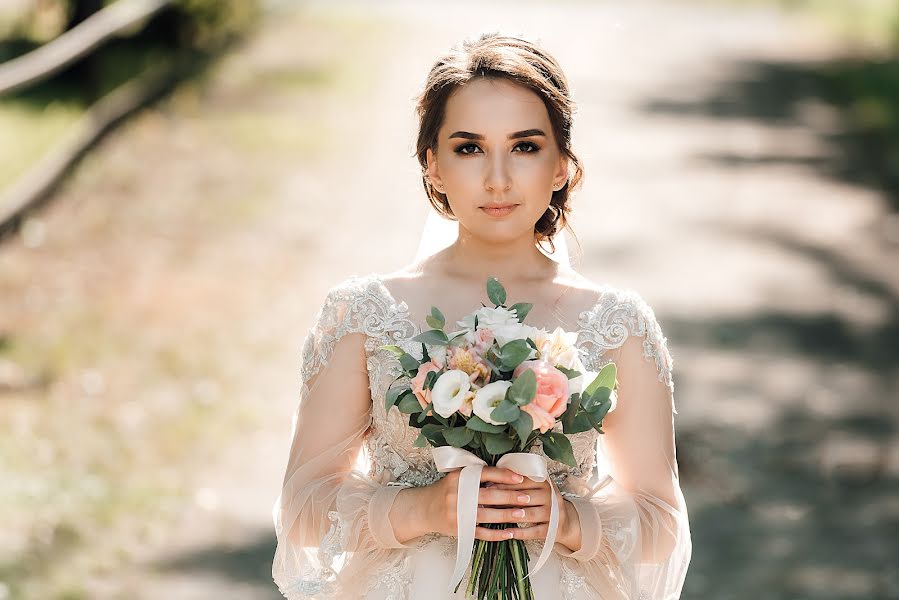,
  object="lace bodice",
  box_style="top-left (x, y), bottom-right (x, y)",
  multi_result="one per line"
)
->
top-left (301, 272), bottom-right (676, 492)
top-left (275, 270), bottom-right (691, 600)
